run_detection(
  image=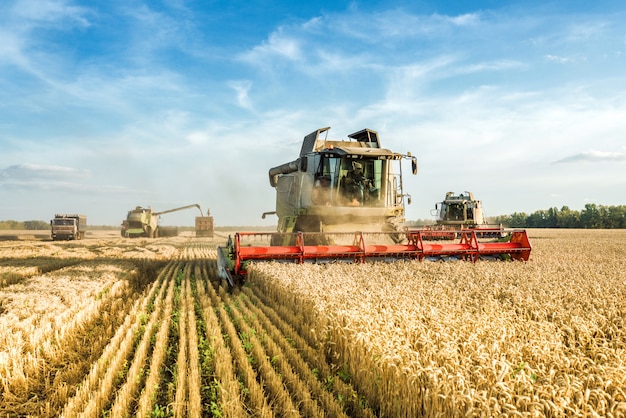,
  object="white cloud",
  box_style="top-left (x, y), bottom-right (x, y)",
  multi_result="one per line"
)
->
top-left (441, 12), bottom-right (480, 27)
top-left (454, 59), bottom-right (528, 75)
top-left (239, 28), bottom-right (303, 66)
top-left (554, 150), bottom-right (626, 164)
top-left (0, 163), bottom-right (89, 181)
top-left (0, 163), bottom-right (107, 194)
top-left (11, 0), bottom-right (91, 27)
top-left (237, 10), bottom-right (484, 73)
top-left (185, 131), bottom-right (211, 146)
top-left (301, 16), bottom-right (323, 31)
top-left (0, 30), bottom-right (25, 65)
top-left (563, 21), bottom-right (609, 43)
top-left (1, 180), bottom-right (138, 194)
top-left (545, 54), bottom-right (573, 63)
top-left (228, 80), bottom-right (253, 110)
